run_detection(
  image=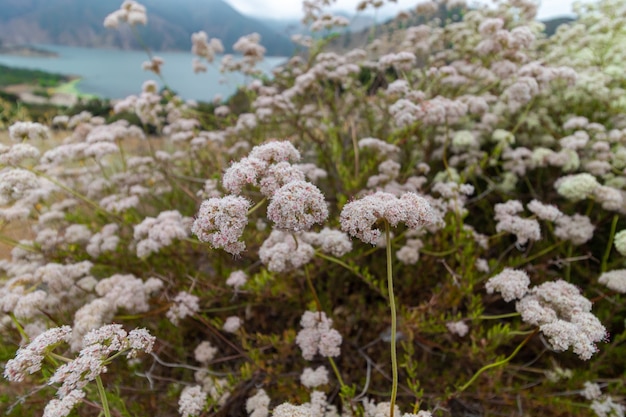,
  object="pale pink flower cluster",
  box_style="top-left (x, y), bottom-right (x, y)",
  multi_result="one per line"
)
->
top-left (300, 366), bottom-right (329, 388)
top-left (226, 270), bottom-right (248, 290)
top-left (194, 341), bottom-right (218, 364)
top-left (31, 324), bottom-right (155, 417)
top-left (103, 0), bottom-right (147, 27)
top-left (86, 223), bottom-right (120, 257)
top-left (510, 280), bottom-right (607, 360)
top-left (485, 268), bottom-right (531, 302)
top-left (247, 389), bottom-right (271, 417)
top-left (142, 56), bottom-right (164, 74)
top-left (446, 320), bottom-right (469, 337)
top-left (494, 200), bottom-right (541, 245)
top-left (598, 269), bottom-right (626, 293)
top-left (340, 191), bottom-right (438, 245)
top-left (0, 143), bottom-right (40, 165)
top-left (259, 230), bottom-right (315, 273)
top-left (191, 31), bottom-right (224, 64)
top-left (179, 385), bottom-right (207, 417)
top-left (267, 180), bottom-right (328, 232)
top-left (166, 291), bottom-right (200, 325)
top-left (133, 210), bottom-right (191, 258)
top-left (295, 311), bottom-right (342, 360)
top-left (191, 195), bottom-right (251, 255)
top-left (223, 316), bottom-right (242, 333)
top-left (4, 326), bottom-right (72, 382)
top-left (8, 121), bottom-right (50, 141)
